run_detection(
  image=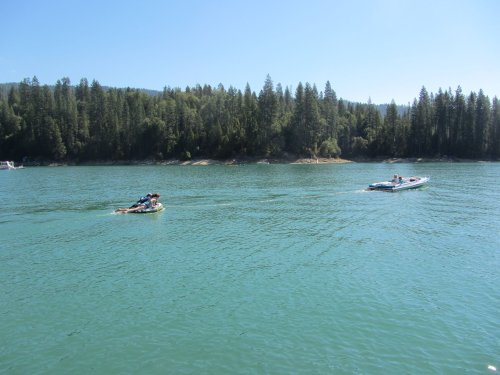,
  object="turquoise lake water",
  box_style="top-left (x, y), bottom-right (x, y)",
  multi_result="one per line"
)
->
top-left (1, 163), bottom-right (499, 374)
